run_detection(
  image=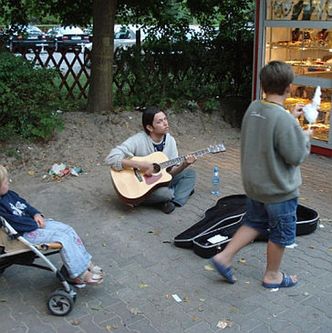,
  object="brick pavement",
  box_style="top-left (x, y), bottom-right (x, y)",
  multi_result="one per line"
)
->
top-left (0, 142), bottom-right (331, 333)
